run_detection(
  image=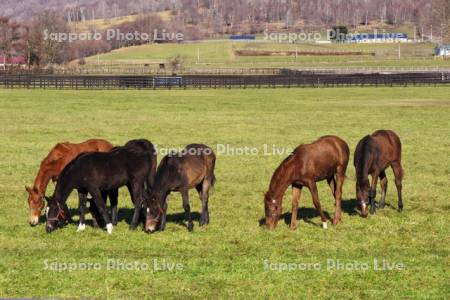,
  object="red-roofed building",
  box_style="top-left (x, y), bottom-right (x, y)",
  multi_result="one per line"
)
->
top-left (0, 55), bottom-right (26, 68)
